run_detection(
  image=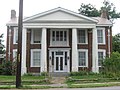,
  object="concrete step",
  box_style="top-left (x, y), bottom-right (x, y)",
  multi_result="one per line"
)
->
top-left (49, 72), bottom-right (69, 77)
top-left (50, 77), bottom-right (66, 84)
